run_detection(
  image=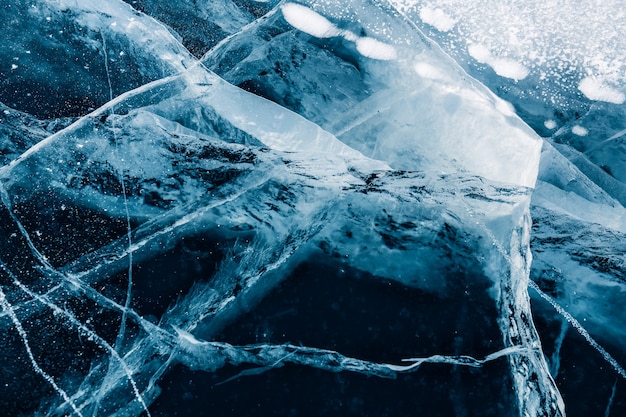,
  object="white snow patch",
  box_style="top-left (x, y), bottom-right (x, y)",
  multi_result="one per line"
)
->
top-left (468, 44), bottom-right (528, 81)
top-left (572, 125), bottom-right (588, 136)
top-left (355, 37), bottom-right (397, 61)
top-left (11, 64), bottom-right (18, 70)
top-left (173, 327), bottom-right (205, 345)
top-left (467, 43), bottom-right (491, 64)
top-left (544, 120), bottom-right (557, 130)
top-left (578, 77), bottom-right (625, 104)
top-left (419, 6), bottom-right (456, 32)
top-left (281, 3), bottom-right (341, 39)
top-left (490, 58), bottom-right (529, 81)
